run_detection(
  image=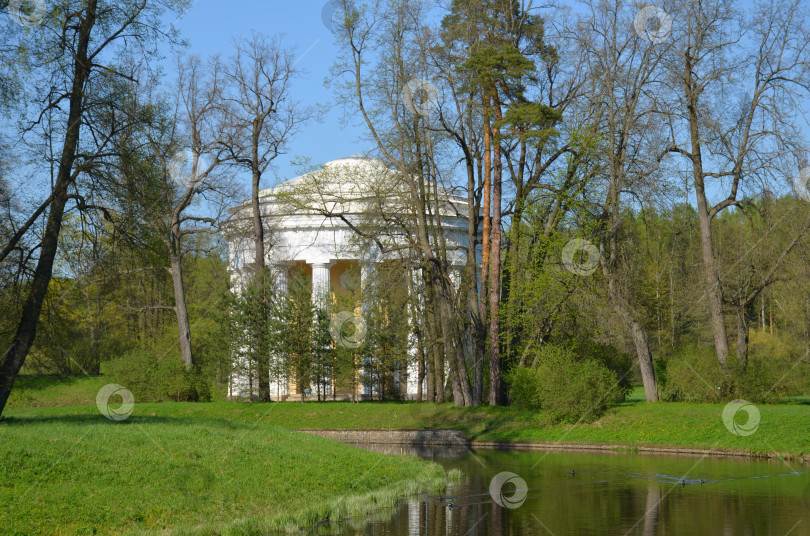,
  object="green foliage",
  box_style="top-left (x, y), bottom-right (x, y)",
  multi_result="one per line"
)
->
top-left (105, 350), bottom-right (211, 402)
top-left (659, 336), bottom-right (809, 402)
top-left (360, 262), bottom-right (412, 400)
top-left (311, 307), bottom-right (336, 400)
top-left (506, 344), bottom-right (625, 423)
top-left (494, 102), bottom-right (562, 141)
top-left (658, 346), bottom-right (726, 402)
top-left (280, 273), bottom-right (316, 394)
